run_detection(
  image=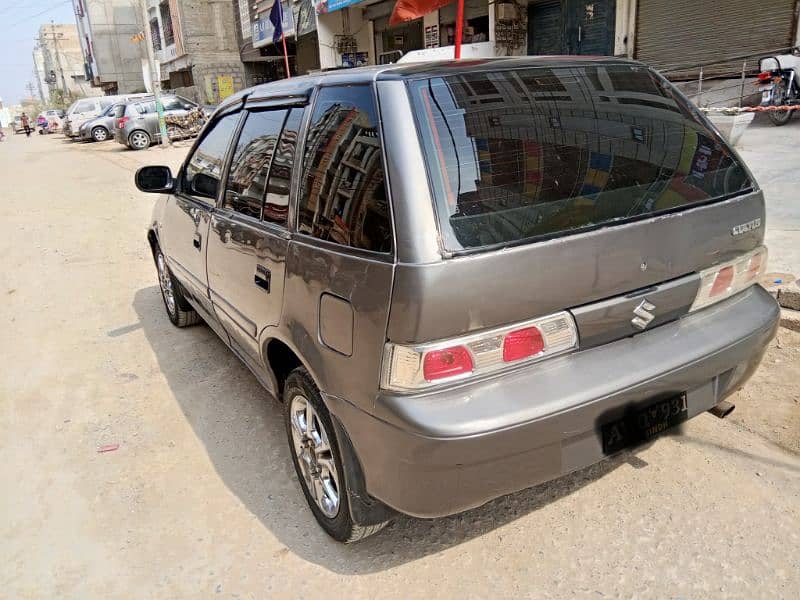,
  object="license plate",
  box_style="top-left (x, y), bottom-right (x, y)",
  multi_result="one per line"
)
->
top-left (602, 394), bottom-right (688, 454)
top-left (762, 90), bottom-right (773, 102)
